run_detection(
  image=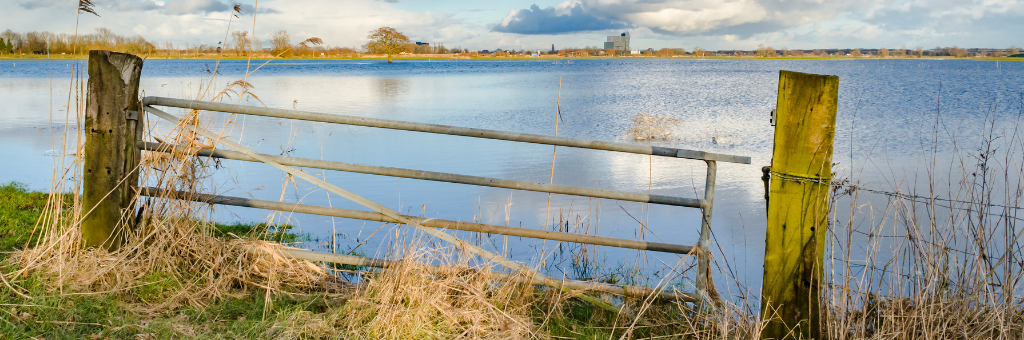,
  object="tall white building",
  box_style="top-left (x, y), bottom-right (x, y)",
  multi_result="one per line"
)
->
top-left (604, 32), bottom-right (630, 52)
